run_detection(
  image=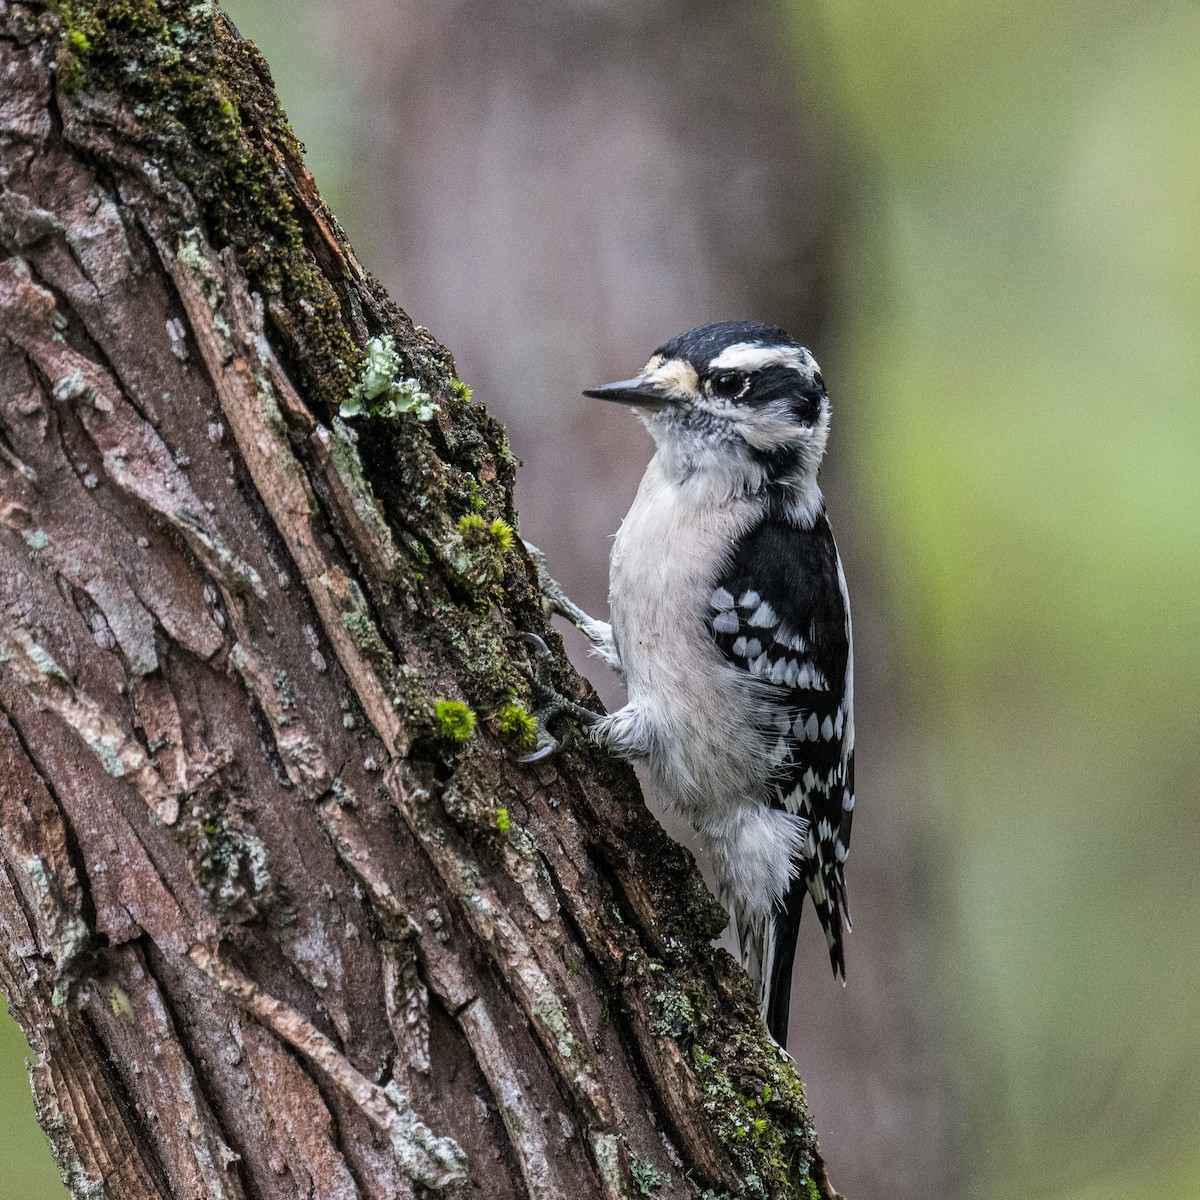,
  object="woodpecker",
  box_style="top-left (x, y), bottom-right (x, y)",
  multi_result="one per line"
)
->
top-left (527, 320), bottom-right (855, 1048)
